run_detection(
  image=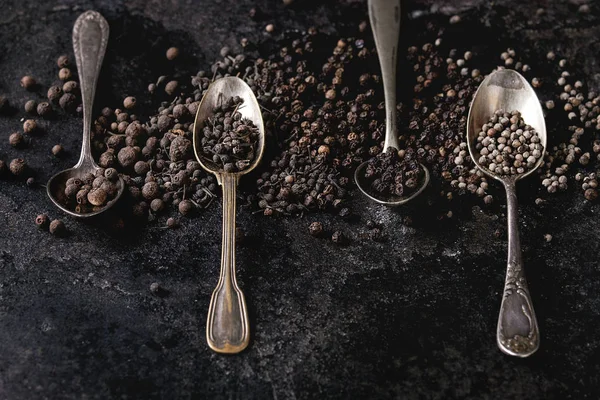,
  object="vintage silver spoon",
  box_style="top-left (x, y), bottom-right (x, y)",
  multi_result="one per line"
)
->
top-left (47, 11), bottom-right (124, 218)
top-left (467, 69), bottom-right (546, 357)
top-left (193, 76), bottom-right (265, 354)
top-left (354, 0), bottom-right (429, 206)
